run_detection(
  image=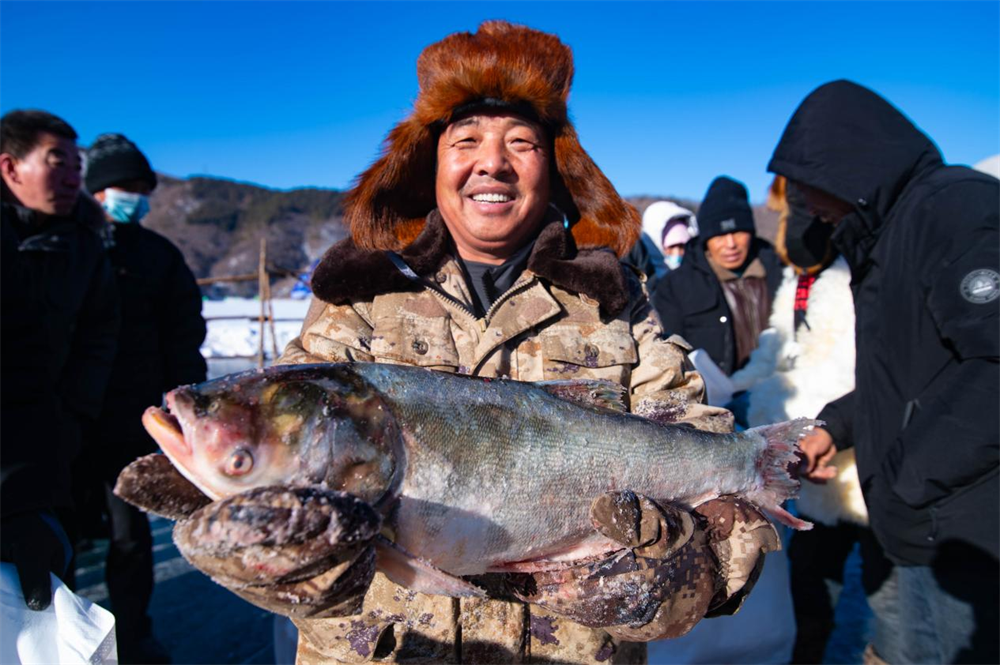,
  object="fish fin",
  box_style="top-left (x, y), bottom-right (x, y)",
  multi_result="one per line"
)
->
top-left (374, 536), bottom-right (486, 598)
top-left (536, 379), bottom-right (628, 413)
top-left (744, 418), bottom-right (822, 531)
